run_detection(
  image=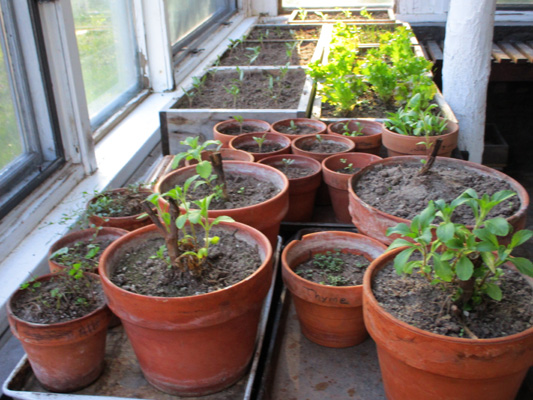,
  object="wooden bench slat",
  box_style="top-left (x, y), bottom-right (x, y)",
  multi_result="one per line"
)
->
top-left (497, 41), bottom-right (528, 64)
top-left (514, 42), bottom-right (533, 63)
top-left (492, 43), bottom-right (511, 63)
top-left (426, 40), bottom-right (443, 62)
